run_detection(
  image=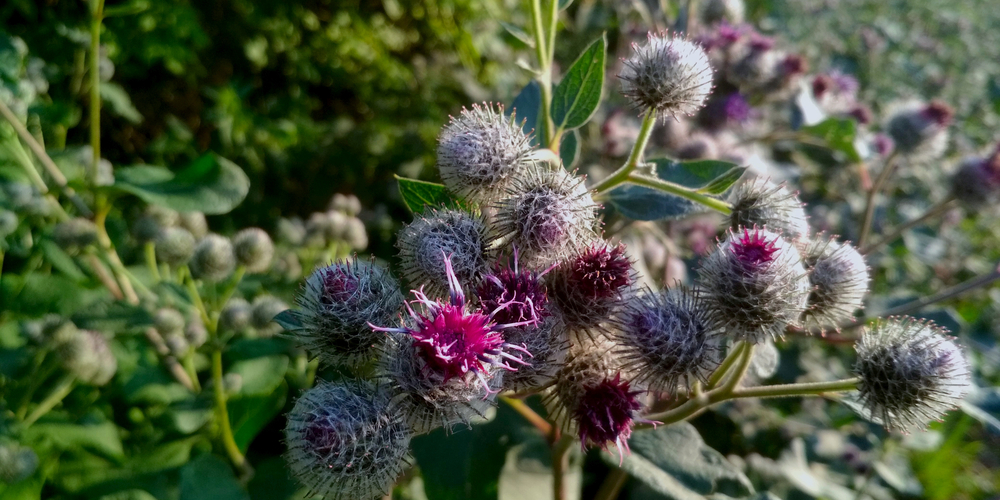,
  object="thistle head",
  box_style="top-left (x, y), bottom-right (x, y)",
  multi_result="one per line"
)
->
top-left (233, 227), bottom-right (275, 273)
top-left (853, 317), bottom-right (971, 432)
top-left (619, 32), bottom-right (714, 120)
top-left (155, 227), bottom-right (196, 266)
top-left (548, 241), bottom-right (635, 336)
top-left (396, 208), bottom-right (492, 298)
top-left (884, 100), bottom-right (952, 160)
top-left (292, 258), bottom-right (404, 366)
top-left (190, 234), bottom-right (235, 282)
top-left (284, 381), bottom-right (411, 499)
top-left (950, 145), bottom-right (1000, 208)
top-left (475, 250), bottom-right (550, 327)
top-left (698, 227), bottom-right (810, 343)
top-left (802, 236), bottom-right (869, 330)
top-left (501, 315), bottom-right (568, 392)
top-left (437, 102), bottom-right (534, 203)
top-left (492, 167), bottom-right (599, 268)
top-left (615, 287), bottom-right (722, 393)
top-left (727, 178), bottom-right (809, 244)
